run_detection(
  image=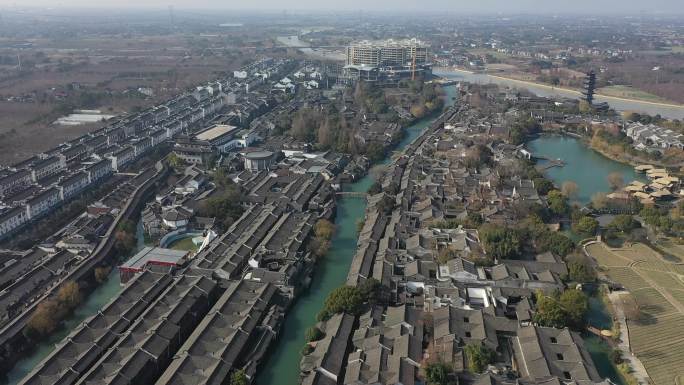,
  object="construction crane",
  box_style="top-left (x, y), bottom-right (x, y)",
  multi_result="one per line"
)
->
top-left (411, 45), bottom-right (417, 81)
